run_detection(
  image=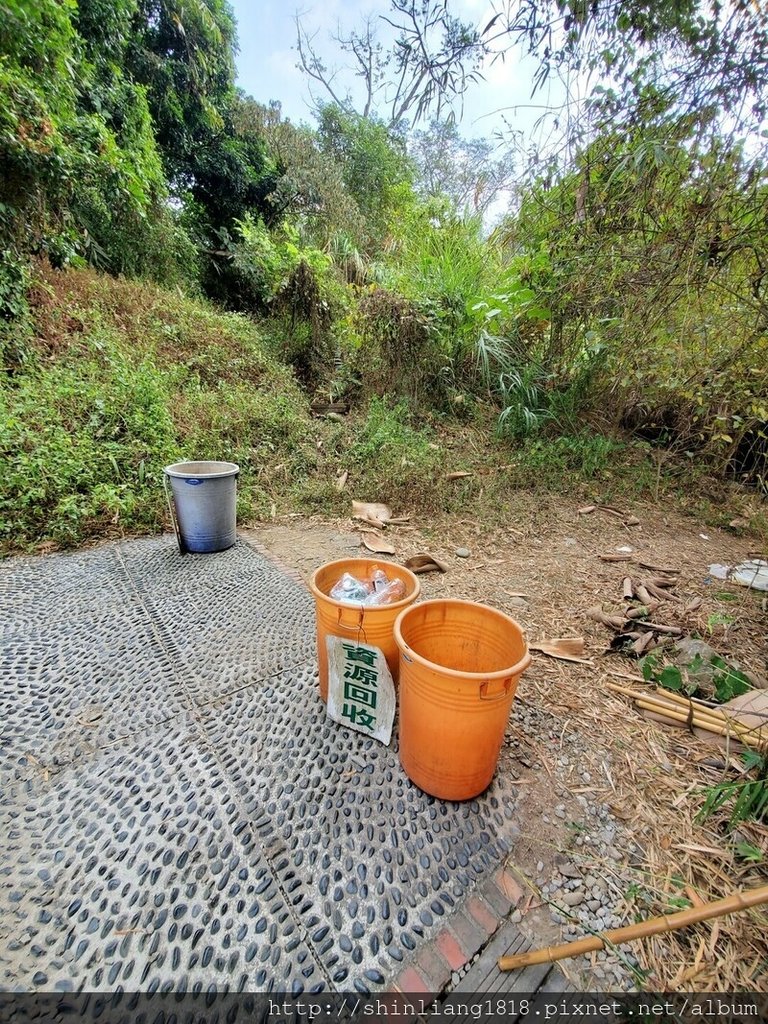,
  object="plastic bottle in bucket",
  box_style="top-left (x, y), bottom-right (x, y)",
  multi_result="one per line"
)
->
top-left (309, 558), bottom-right (421, 701)
top-left (163, 461), bottom-right (239, 553)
